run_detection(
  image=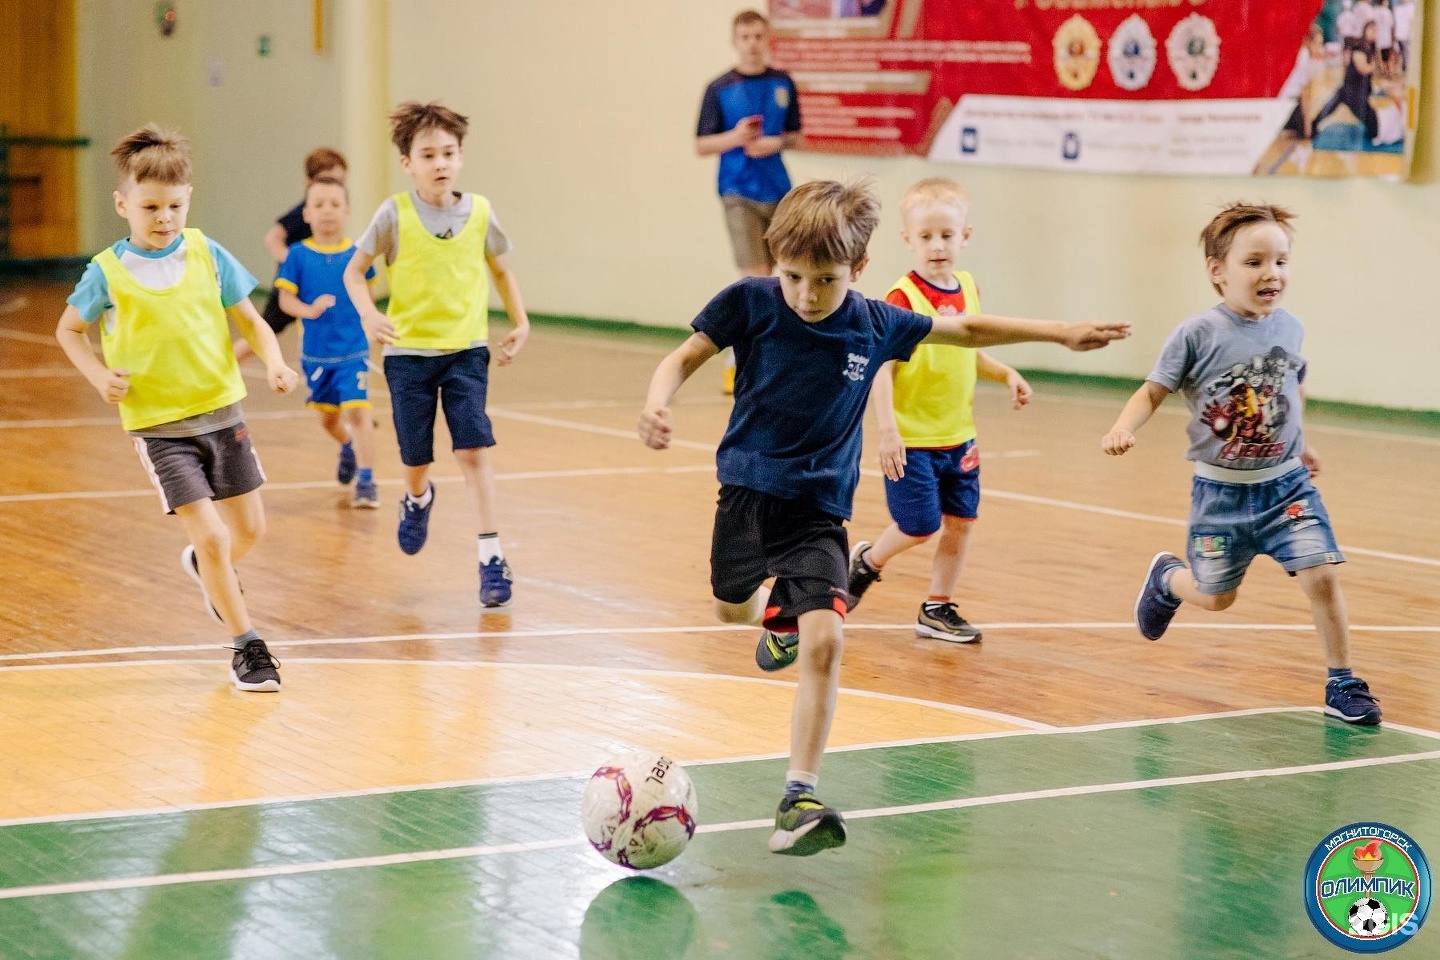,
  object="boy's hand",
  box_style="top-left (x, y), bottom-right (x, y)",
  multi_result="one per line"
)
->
top-left (310, 294), bottom-right (337, 317)
top-left (1063, 322), bottom-right (1131, 351)
top-left (878, 431), bottom-right (906, 481)
top-left (1301, 444), bottom-right (1322, 477)
top-left (93, 368), bottom-right (130, 404)
top-left (638, 405), bottom-right (672, 450)
top-left (363, 310), bottom-right (397, 345)
top-left (1101, 428), bottom-right (1136, 456)
top-left (268, 363), bottom-right (300, 394)
top-left (496, 326), bottom-right (529, 366)
top-left (1007, 371), bottom-right (1033, 409)
top-left (735, 115), bottom-right (763, 142)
